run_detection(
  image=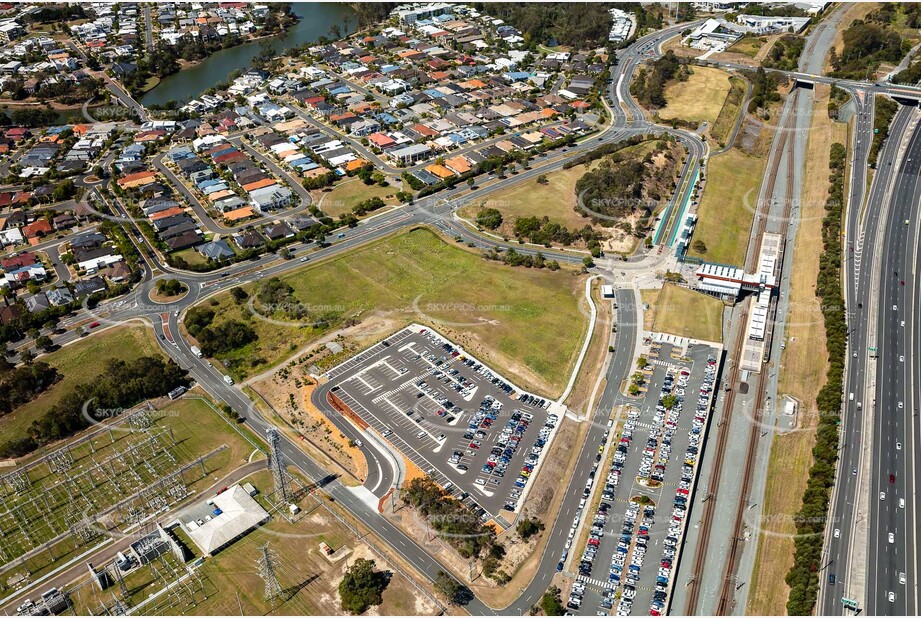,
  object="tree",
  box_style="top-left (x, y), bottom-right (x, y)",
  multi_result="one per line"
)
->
top-left (338, 558), bottom-right (390, 614)
top-left (541, 586), bottom-right (566, 616)
top-left (52, 179), bottom-right (77, 201)
top-left (516, 516), bottom-right (544, 540)
top-left (583, 256), bottom-right (595, 268)
top-left (537, 173), bottom-right (548, 184)
top-left (35, 335), bottom-right (54, 352)
top-left (434, 570), bottom-right (463, 604)
top-left (230, 286), bottom-right (248, 304)
top-left (156, 278), bottom-right (185, 297)
top-left (476, 208), bottom-right (503, 230)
